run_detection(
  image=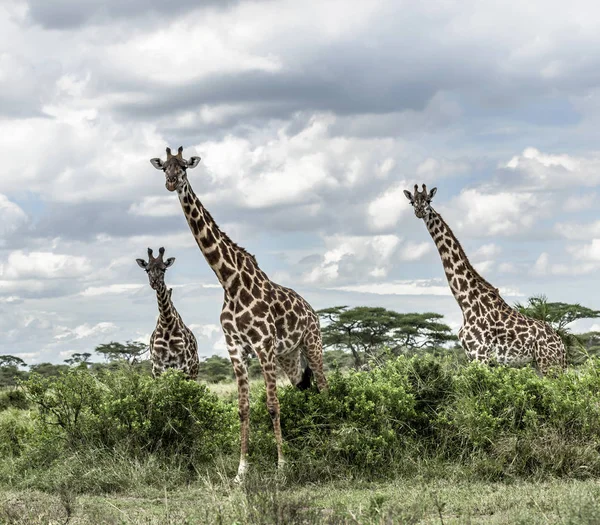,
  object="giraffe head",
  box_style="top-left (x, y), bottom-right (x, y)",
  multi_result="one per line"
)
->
top-left (404, 184), bottom-right (437, 219)
top-left (149, 146), bottom-right (201, 192)
top-left (136, 247), bottom-right (176, 290)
